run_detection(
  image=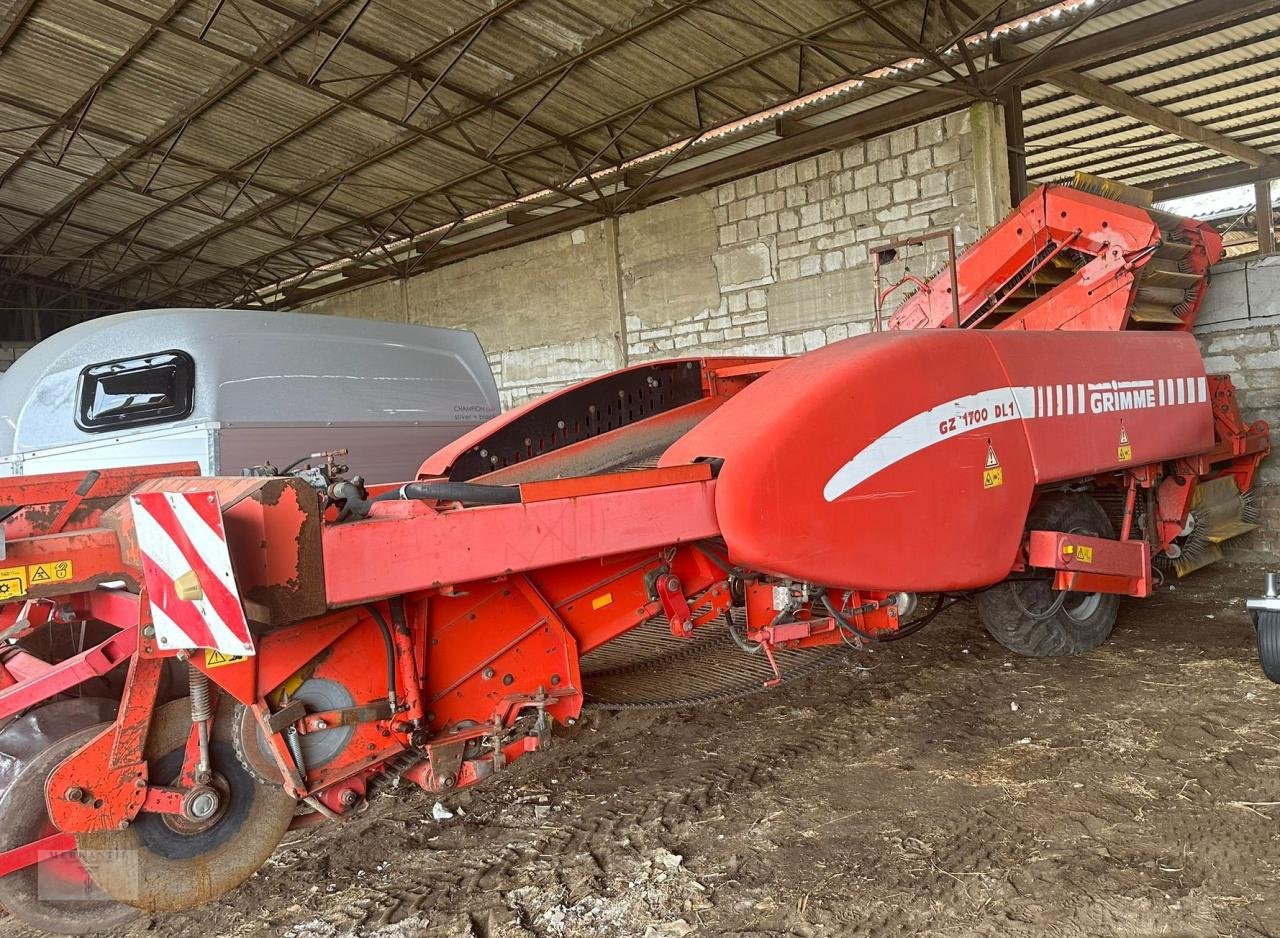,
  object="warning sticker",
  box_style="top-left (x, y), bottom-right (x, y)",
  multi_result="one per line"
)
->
top-left (0, 566), bottom-right (27, 600)
top-left (1117, 424), bottom-right (1132, 462)
top-left (983, 441), bottom-right (1003, 489)
top-left (28, 560), bottom-right (74, 585)
top-left (1077, 545), bottom-right (1094, 564)
top-left (205, 649), bottom-right (248, 669)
